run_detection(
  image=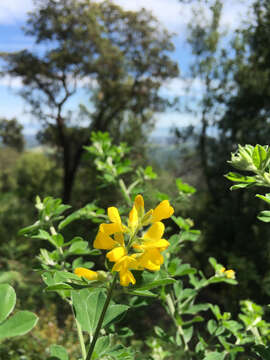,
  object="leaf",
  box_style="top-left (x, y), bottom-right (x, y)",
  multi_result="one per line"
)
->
top-left (225, 172), bottom-right (255, 183)
top-left (176, 178), bottom-right (196, 194)
top-left (50, 345), bottom-right (69, 360)
top-left (135, 278), bottom-right (176, 291)
top-left (72, 289), bottom-right (128, 335)
top-left (126, 290), bottom-right (157, 297)
top-left (0, 284), bottom-right (16, 323)
top-left (256, 193), bottom-right (270, 204)
top-left (252, 144), bottom-right (267, 169)
top-left (183, 303), bottom-right (209, 315)
top-left (103, 305), bottom-right (129, 327)
top-left (68, 241), bottom-right (88, 254)
top-left (91, 336), bottom-right (111, 359)
top-left (52, 234), bottom-right (64, 247)
top-left (45, 283), bottom-right (73, 292)
top-left (0, 311), bottom-right (38, 340)
top-left (58, 203), bottom-right (102, 230)
top-left (258, 210), bottom-right (270, 222)
top-left (230, 183), bottom-right (254, 190)
top-left (207, 319), bottom-right (217, 335)
top-left (182, 326), bottom-right (193, 343)
top-left (203, 352), bottom-right (226, 360)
